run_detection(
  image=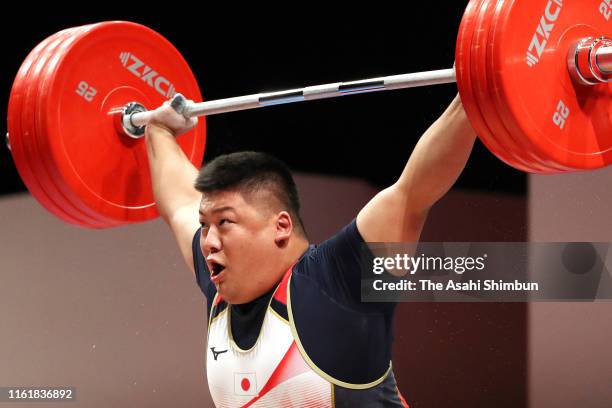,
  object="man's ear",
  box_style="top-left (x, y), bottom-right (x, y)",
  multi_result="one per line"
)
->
top-left (274, 211), bottom-right (293, 247)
